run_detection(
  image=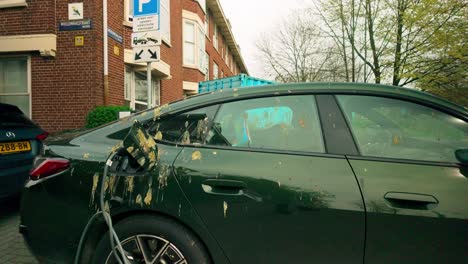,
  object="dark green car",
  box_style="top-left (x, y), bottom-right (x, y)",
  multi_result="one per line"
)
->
top-left (20, 83), bottom-right (468, 264)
